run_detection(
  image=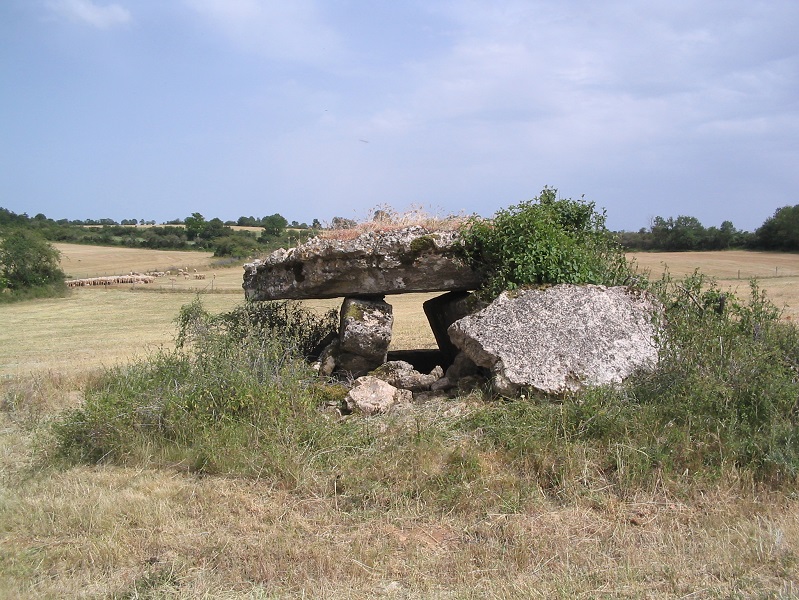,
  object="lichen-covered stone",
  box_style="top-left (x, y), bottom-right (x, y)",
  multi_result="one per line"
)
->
top-left (370, 360), bottom-right (444, 392)
top-left (448, 285), bottom-right (661, 397)
top-left (243, 226), bottom-right (481, 300)
top-left (339, 296), bottom-right (393, 363)
top-left (344, 376), bottom-right (413, 415)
